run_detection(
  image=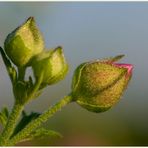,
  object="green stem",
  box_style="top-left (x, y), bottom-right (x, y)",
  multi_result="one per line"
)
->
top-left (18, 67), bottom-right (26, 81)
top-left (27, 72), bottom-right (44, 102)
top-left (9, 95), bottom-right (73, 145)
top-left (0, 103), bottom-right (24, 145)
